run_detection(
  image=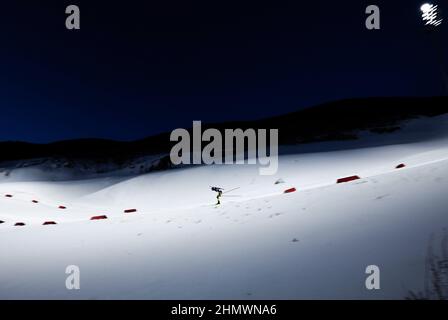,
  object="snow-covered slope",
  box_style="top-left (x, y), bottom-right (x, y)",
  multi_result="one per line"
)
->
top-left (0, 154), bottom-right (169, 182)
top-left (1, 115), bottom-right (448, 299)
